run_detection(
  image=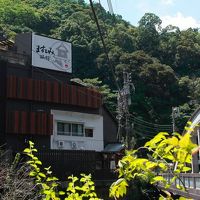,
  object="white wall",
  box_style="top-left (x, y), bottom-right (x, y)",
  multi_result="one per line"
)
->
top-left (51, 110), bottom-right (104, 151)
